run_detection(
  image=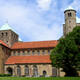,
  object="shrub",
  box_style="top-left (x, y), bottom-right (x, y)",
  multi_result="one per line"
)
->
top-left (0, 74), bottom-right (12, 77)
